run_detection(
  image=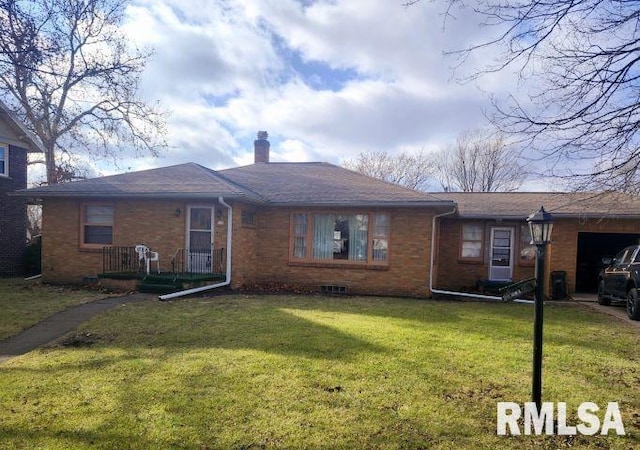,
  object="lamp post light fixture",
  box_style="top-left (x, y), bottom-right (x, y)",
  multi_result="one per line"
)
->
top-left (526, 206), bottom-right (553, 409)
